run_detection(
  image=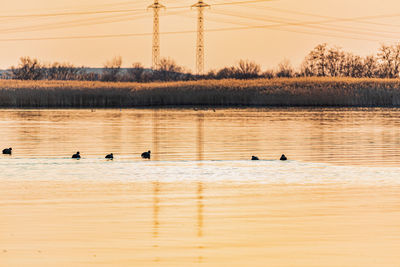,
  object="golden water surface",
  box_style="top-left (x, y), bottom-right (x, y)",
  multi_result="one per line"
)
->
top-left (1, 108), bottom-right (400, 267)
